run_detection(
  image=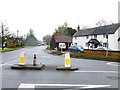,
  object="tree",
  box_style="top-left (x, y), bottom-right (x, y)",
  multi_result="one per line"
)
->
top-left (54, 22), bottom-right (68, 35)
top-left (96, 19), bottom-right (108, 26)
top-left (0, 22), bottom-right (10, 49)
top-left (53, 22), bottom-right (76, 36)
top-left (43, 35), bottom-right (52, 45)
top-left (65, 27), bottom-right (76, 36)
top-left (25, 29), bottom-right (38, 46)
